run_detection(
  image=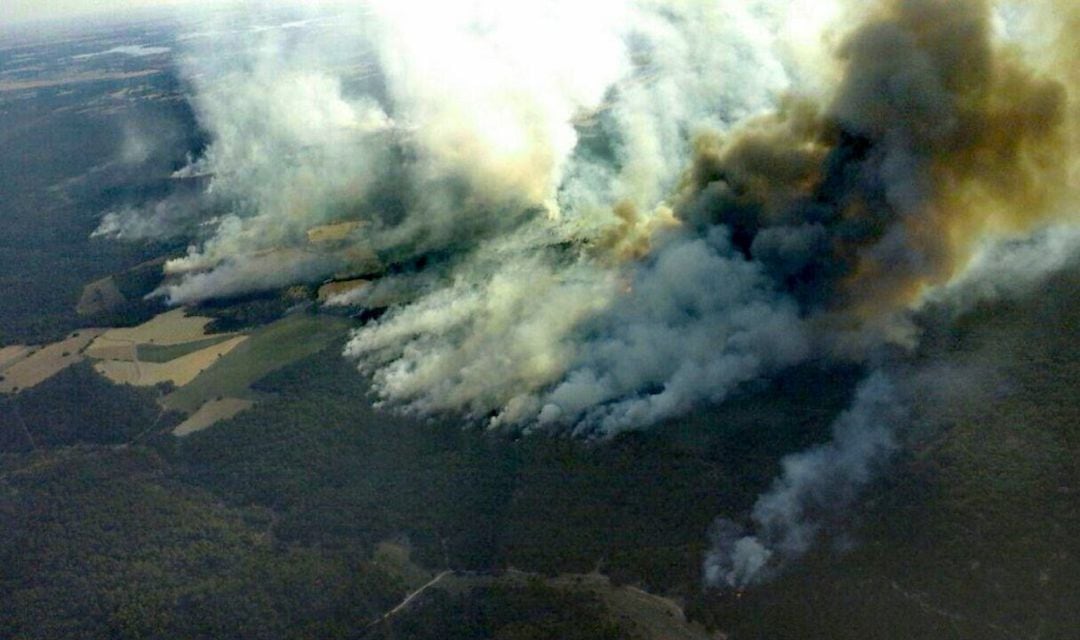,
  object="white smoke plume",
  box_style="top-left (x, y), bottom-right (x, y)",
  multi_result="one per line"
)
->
top-left (102, 0), bottom-right (1078, 439)
top-left (346, 227), bottom-right (810, 434)
top-left (97, 0), bottom-right (823, 435)
top-left (92, 191), bottom-right (209, 241)
top-left (920, 223), bottom-right (1080, 318)
top-left (93, 0), bottom-right (1080, 592)
top-left (703, 371), bottom-right (907, 588)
